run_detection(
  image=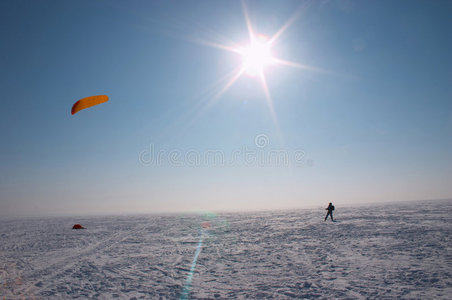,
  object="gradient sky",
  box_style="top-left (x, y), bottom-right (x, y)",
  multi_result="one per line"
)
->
top-left (1, 0), bottom-right (451, 216)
